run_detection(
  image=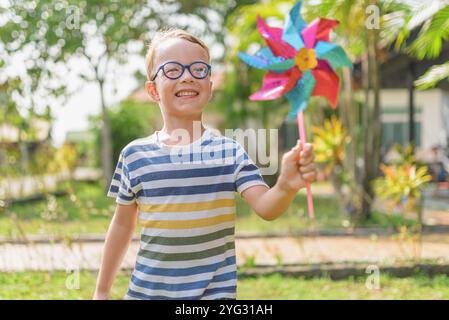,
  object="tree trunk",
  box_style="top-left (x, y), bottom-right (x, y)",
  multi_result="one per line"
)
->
top-left (372, 27), bottom-right (382, 181)
top-left (99, 79), bottom-right (113, 189)
top-left (360, 19), bottom-right (381, 220)
top-left (340, 66), bottom-right (362, 217)
top-left (407, 63), bottom-right (416, 150)
top-left (361, 48), bottom-right (372, 220)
